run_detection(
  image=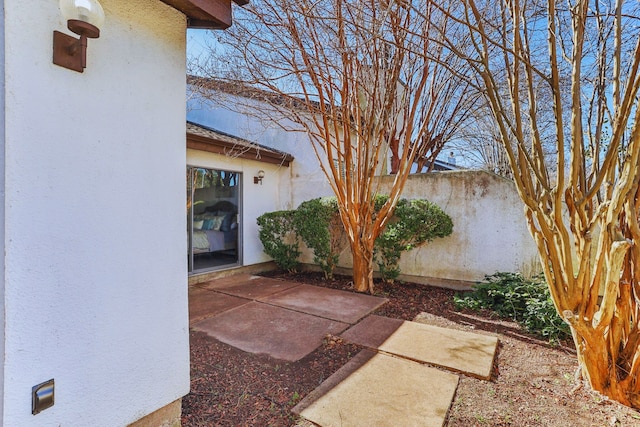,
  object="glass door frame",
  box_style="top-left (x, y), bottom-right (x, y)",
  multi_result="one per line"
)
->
top-left (187, 165), bottom-right (243, 274)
